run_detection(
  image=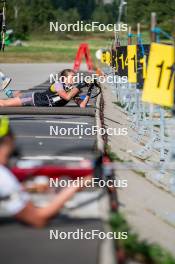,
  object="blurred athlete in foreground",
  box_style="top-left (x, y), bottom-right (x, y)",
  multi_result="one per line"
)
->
top-left (0, 117), bottom-right (91, 227)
